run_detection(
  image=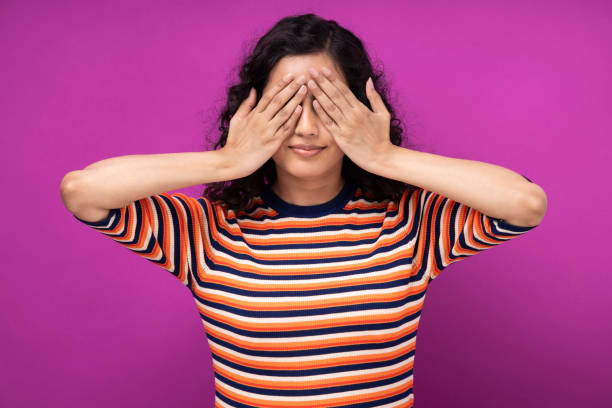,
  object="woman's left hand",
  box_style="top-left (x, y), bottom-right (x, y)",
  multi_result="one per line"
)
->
top-left (307, 67), bottom-right (394, 174)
